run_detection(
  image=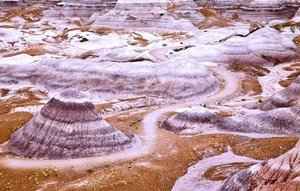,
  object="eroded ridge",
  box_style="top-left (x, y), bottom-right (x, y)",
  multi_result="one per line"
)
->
top-left (161, 106), bottom-right (300, 135)
top-left (221, 141), bottom-right (300, 191)
top-left (0, 58), bottom-right (219, 102)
